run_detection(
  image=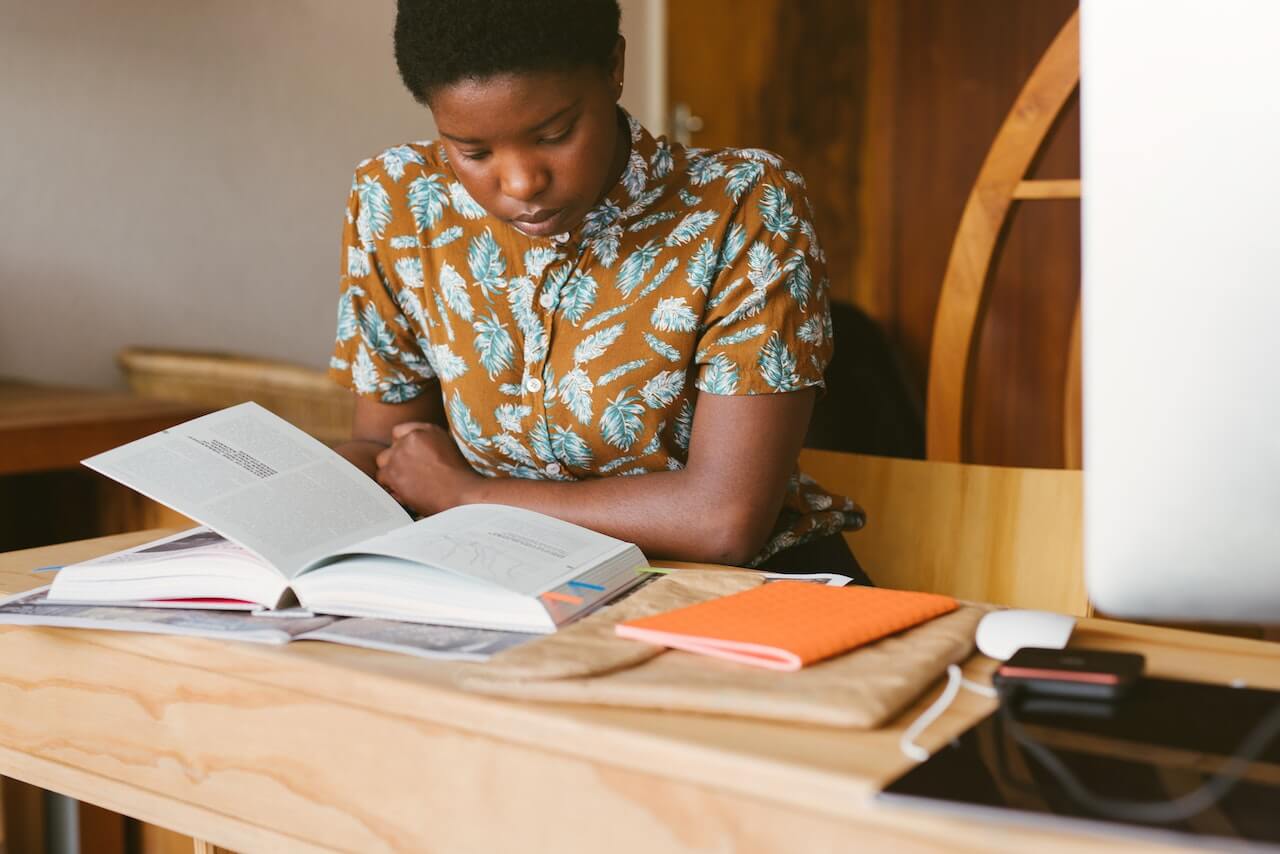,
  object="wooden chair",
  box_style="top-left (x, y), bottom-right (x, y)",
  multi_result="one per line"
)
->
top-left (798, 12), bottom-right (1087, 615)
top-left (800, 449), bottom-right (1085, 614)
top-left (926, 9), bottom-right (1082, 467)
top-left (118, 347), bottom-right (353, 446)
